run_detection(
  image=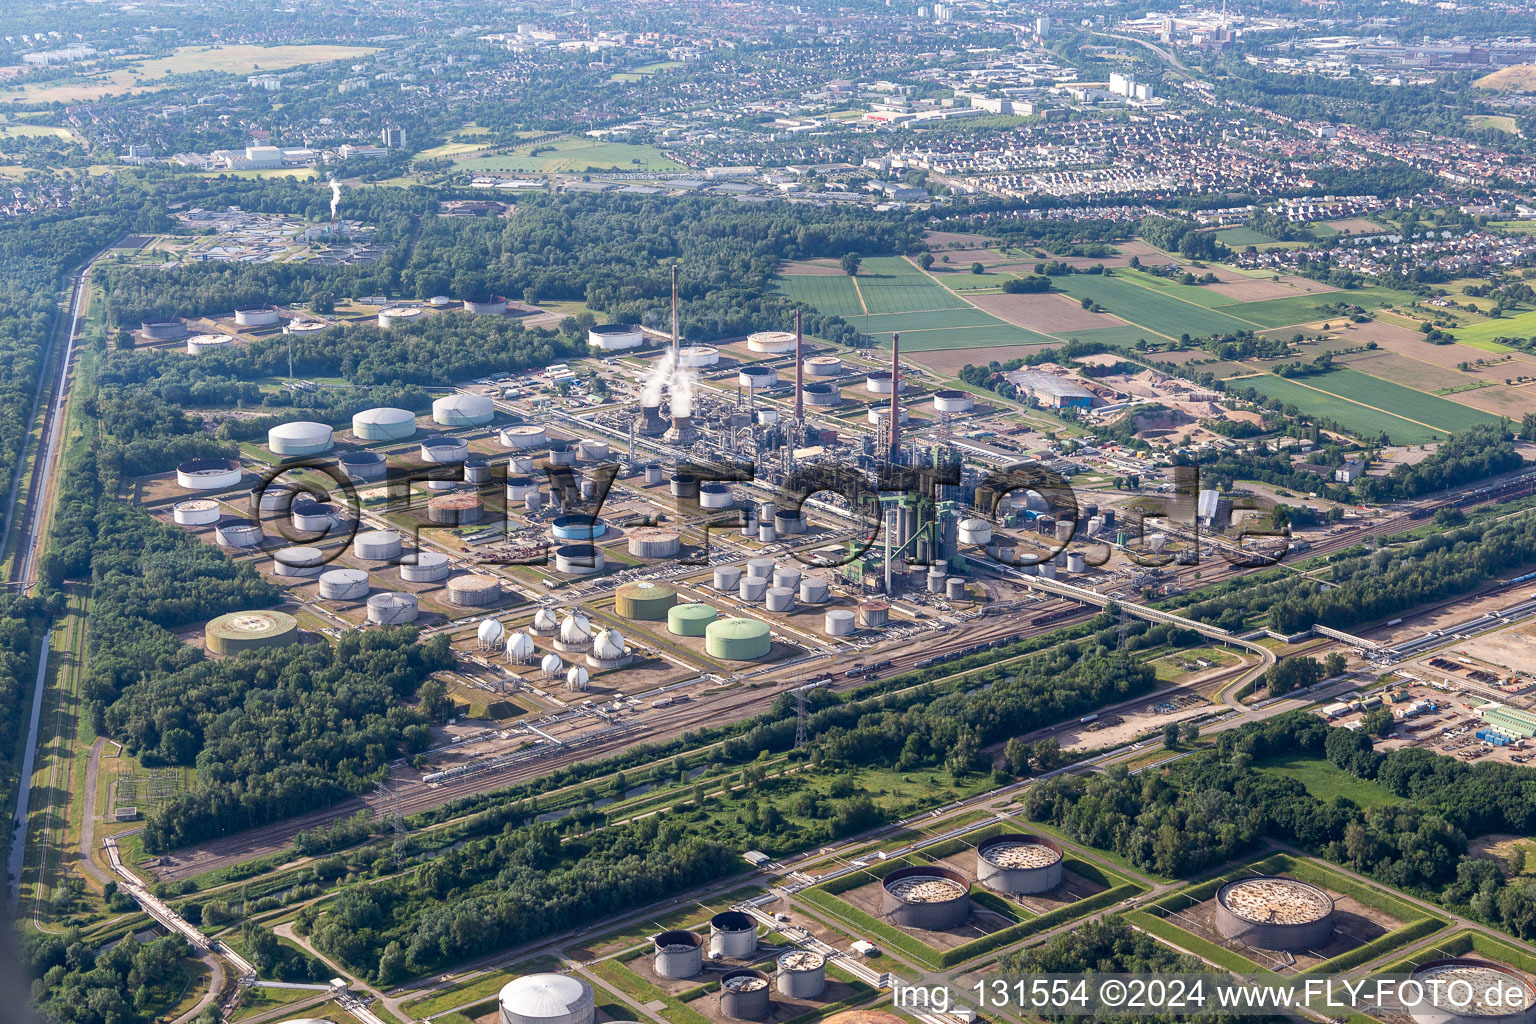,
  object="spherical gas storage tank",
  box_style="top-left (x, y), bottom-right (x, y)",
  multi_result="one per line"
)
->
top-left (353, 529), bottom-right (403, 561)
top-left (705, 618), bottom-right (770, 661)
top-left (446, 574), bottom-right (503, 607)
top-left (669, 603), bottom-right (719, 637)
top-left (498, 973), bottom-right (595, 1024)
top-left (719, 969), bottom-right (771, 1022)
top-left (709, 911), bottom-right (758, 958)
top-left (932, 389), bottom-right (974, 414)
top-left (234, 305), bottom-right (281, 328)
top-left (318, 568), bottom-right (370, 601)
top-left (206, 610), bottom-right (299, 656)
top-left (172, 499), bottom-right (221, 526)
top-left (176, 457), bottom-right (243, 490)
top-left (433, 393), bottom-right (494, 427)
top-left (775, 951), bottom-right (827, 1000)
top-left (352, 407), bottom-right (417, 441)
top-left (880, 865), bottom-right (971, 930)
top-left (588, 324), bottom-right (643, 350)
top-left (616, 581), bottom-right (677, 620)
top-left (653, 930), bottom-right (703, 980)
top-left (628, 527), bottom-right (681, 558)
top-left (338, 451), bottom-right (386, 481)
top-left (976, 834), bottom-right (1063, 895)
top-left (747, 331), bottom-right (796, 354)
top-left (271, 546), bottom-right (325, 579)
top-left (1213, 877), bottom-right (1335, 952)
top-left (1405, 960), bottom-right (1536, 1024)
top-left (399, 550), bottom-right (450, 582)
top-left (367, 592), bottom-right (419, 625)
top-left (268, 421), bottom-right (334, 457)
